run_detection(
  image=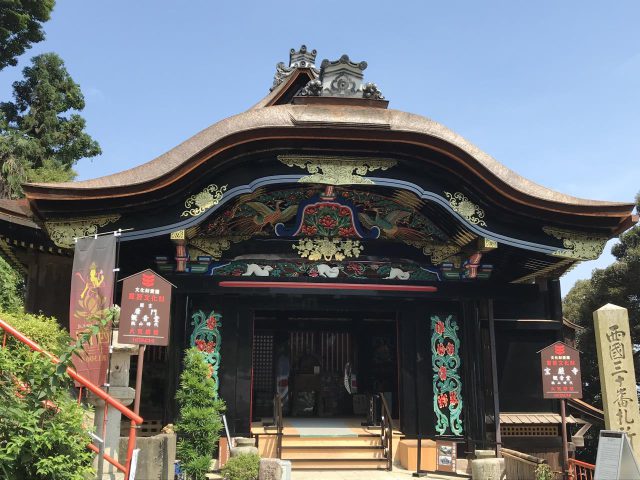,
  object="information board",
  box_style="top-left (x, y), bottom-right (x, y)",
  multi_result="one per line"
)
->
top-left (594, 430), bottom-right (640, 480)
top-left (539, 341), bottom-right (583, 399)
top-left (118, 269), bottom-right (174, 346)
